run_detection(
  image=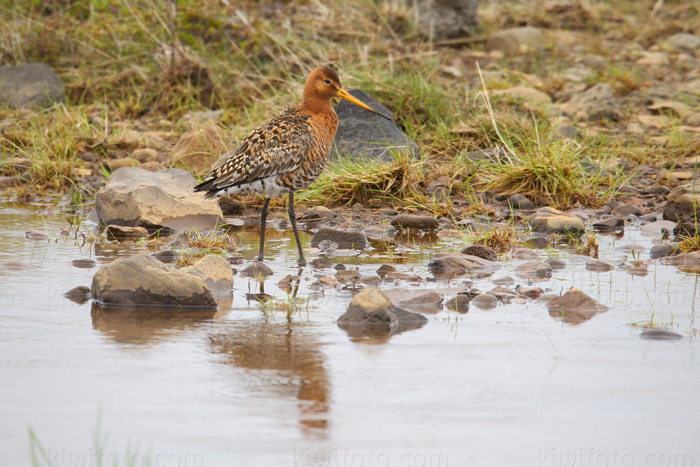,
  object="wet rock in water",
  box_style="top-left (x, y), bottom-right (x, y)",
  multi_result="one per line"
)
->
top-left (492, 275), bottom-right (515, 285)
top-left (152, 249), bottom-right (178, 264)
top-left (64, 286), bottom-right (92, 304)
top-left (560, 83), bottom-right (623, 122)
top-left (25, 229), bottom-right (49, 240)
top-left (333, 90), bottom-right (419, 162)
top-left (640, 329), bottom-right (683, 341)
top-left (544, 257), bottom-right (565, 271)
top-left (181, 254), bottom-right (233, 303)
top-left (547, 287), bottom-right (607, 325)
top-left (586, 260), bottom-right (614, 272)
top-left (487, 27), bottom-right (543, 54)
top-left (384, 289), bottom-right (443, 314)
top-left (310, 257), bottom-right (333, 269)
top-left (507, 194), bottom-right (535, 210)
top-left (334, 263), bottom-right (346, 270)
top-left (460, 245), bottom-right (498, 262)
top-left (488, 286), bottom-right (518, 302)
top-left (72, 259), bottom-right (97, 269)
top-left (650, 244), bottom-right (675, 258)
top-left (445, 294), bottom-right (470, 313)
top-left (240, 261), bottom-right (273, 279)
top-left (516, 285), bottom-right (543, 299)
top-left (364, 224), bottom-right (397, 241)
top-left (626, 264), bottom-right (648, 277)
top-left (529, 207), bottom-right (585, 234)
top-left (390, 214), bottom-right (440, 231)
top-left (593, 217), bottom-right (624, 231)
top-left (359, 275), bottom-right (382, 287)
top-left (663, 33), bottom-right (700, 55)
top-left (0, 260), bottom-right (37, 271)
top-left (103, 224), bottom-right (149, 240)
top-left (310, 228), bottom-right (367, 250)
top-left (316, 240), bottom-right (339, 253)
top-left (337, 287), bottom-right (428, 341)
top-left (515, 261), bottom-right (552, 279)
top-left (471, 293), bottom-right (499, 309)
top-left (640, 220), bottom-right (676, 236)
top-left (91, 255), bottom-right (216, 308)
top-left (664, 252), bottom-right (700, 273)
top-left (376, 264), bottom-right (397, 278)
top-left (615, 244), bottom-right (646, 255)
top-left (0, 63), bottom-right (65, 109)
top-left (336, 269), bottom-right (362, 285)
top-left (170, 124), bottom-right (226, 176)
top-left (613, 204), bottom-right (641, 217)
top-left (512, 248), bottom-right (539, 260)
top-left (663, 183), bottom-right (700, 223)
top-left (95, 168), bottom-right (223, 232)
top-left (427, 252), bottom-right (499, 277)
